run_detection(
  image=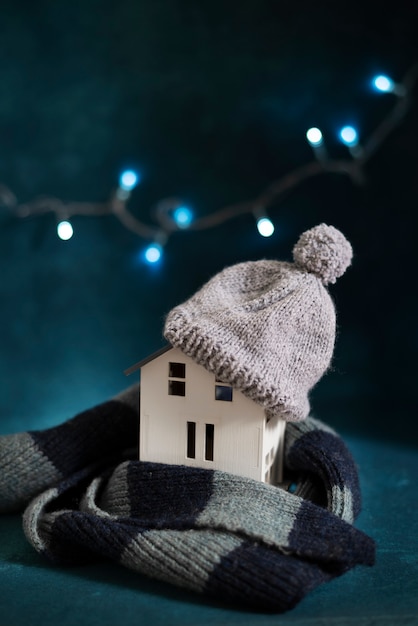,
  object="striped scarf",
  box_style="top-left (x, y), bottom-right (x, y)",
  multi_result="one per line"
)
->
top-left (0, 384), bottom-right (375, 613)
